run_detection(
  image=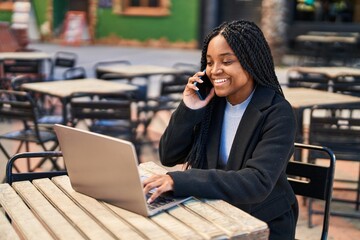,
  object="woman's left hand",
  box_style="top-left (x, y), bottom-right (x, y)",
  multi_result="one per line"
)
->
top-left (143, 174), bottom-right (174, 203)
